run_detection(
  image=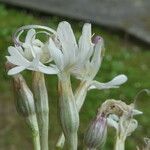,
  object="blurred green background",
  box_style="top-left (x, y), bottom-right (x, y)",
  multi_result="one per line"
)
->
top-left (0, 4), bottom-right (149, 150)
